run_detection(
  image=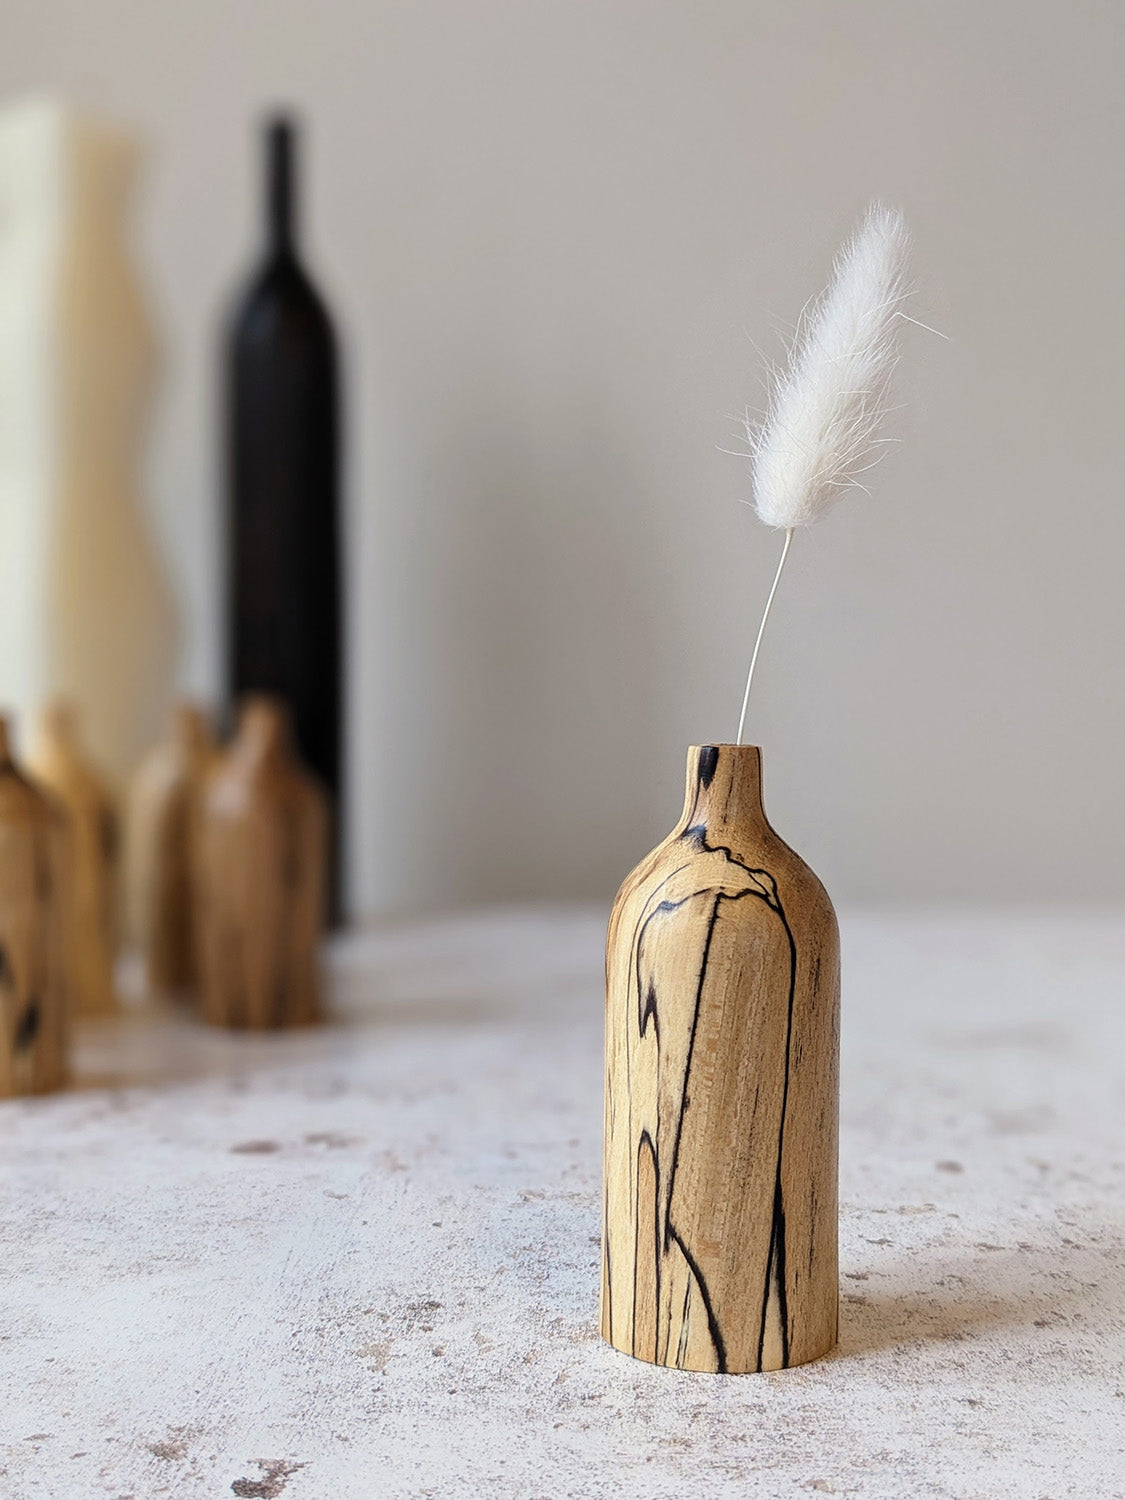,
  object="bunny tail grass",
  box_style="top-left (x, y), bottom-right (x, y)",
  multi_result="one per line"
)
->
top-left (735, 203), bottom-right (909, 741)
top-left (749, 202), bottom-right (909, 530)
